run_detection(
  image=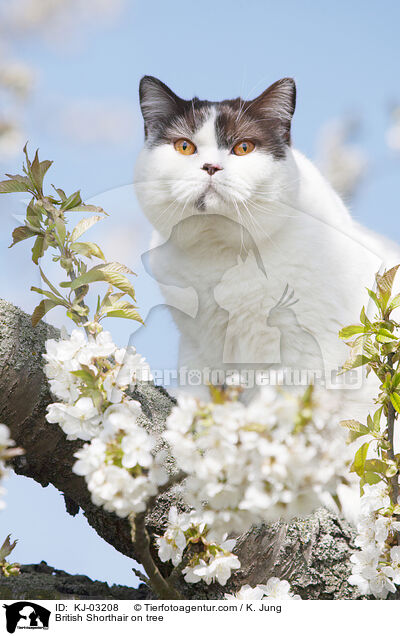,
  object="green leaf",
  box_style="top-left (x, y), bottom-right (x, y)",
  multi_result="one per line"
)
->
top-left (376, 328), bottom-right (397, 340)
top-left (364, 459), bottom-right (388, 474)
top-left (31, 235), bottom-right (44, 264)
top-left (52, 185), bottom-right (67, 201)
top-left (70, 241), bottom-right (105, 260)
top-left (31, 299), bottom-right (59, 327)
top-left (389, 293), bottom-right (400, 312)
top-left (340, 419), bottom-right (368, 433)
top-left (376, 265), bottom-right (400, 296)
top-left (71, 364), bottom-right (96, 377)
top-left (73, 285), bottom-right (90, 304)
top-left (350, 442), bottom-right (369, 477)
top-left (103, 302), bottom-right (143, 323)
top-left (360, 337), bottom-right (378, 358)
top-left (0, 535), bottom-right (17, 562)
top-left (62, 190), bottom-right (82, 211)
top-left (71, 215), bottom-right (103, 242)
top-left (70, 369), bottom-right (97, 385)
top-left (60, 267), bottom-right (106, 288)
top-left (392, 373), bottom-right (400, 388)
top-left (26, 199), bottom-right (42, 230)
top-left (30, 150), bottom-right (52, 192)
top-left (340, 419), bottom-right (370, 443)
top-left (360, 306), bottom-right (372, 329)
top-left (39, 267), bottom-right (64, 298)
top-left (9, 225), bottom-right (36, 247)
top-left (101, 262), bottom-right (134, 275)
top-left (381, 341), bottom-right (399, 355)
top-left (340, 354), bottom-right (370, 372)
top-left (30, 287), bottom-right (67, 306)
top-left (55, 218), bottom-right (66, 245)
top-left (390, 392), bottom-right (400, 414)
top-left (0, 178), bottom-right (32, 193)
top-left (64, 263), bottom-right (136, 299)
top-left (104, 308), bottom-right (143, 322)
top-left (372, 407), bottom-right (383, 433)
top-left (107, 292), bottom-right (126, 304)
top-left (346, 430), bottom-right (368, 444)
top-left (376, 334), bottom-right (397, 344)
top-left (363, 472), bottom-right (382, 486)
top-left (102, 272), bottom-right (136, 301)
top-left (339, 325), bottom-right (366, 339)
top-left (68, 203), bottom-right (107, 215)
top-left (366, 288), bottom-right (380, 310)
